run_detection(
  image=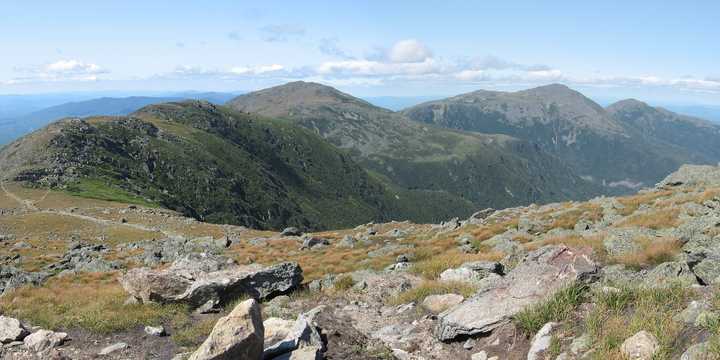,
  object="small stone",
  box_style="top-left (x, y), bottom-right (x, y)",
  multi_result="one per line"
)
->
top-left (144, 325), bottom-right (166, 336)
top-left (281, 227), bottom-right (302, 237)
top-left (99, 342), bottom-right (128, 355)
top-left (620, 331), bottom-right (659, 360)
top-left (463, 338), bottom-right (476, 350)
top-left (471, 351), bottom-right (487, 360)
